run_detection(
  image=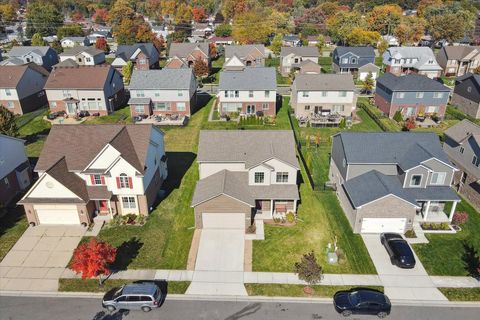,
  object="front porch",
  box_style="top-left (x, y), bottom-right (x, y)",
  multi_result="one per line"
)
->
top-left (415, 200), bottom-right (460, 223)
top-left (254, 199), bottom-right (298, 220)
